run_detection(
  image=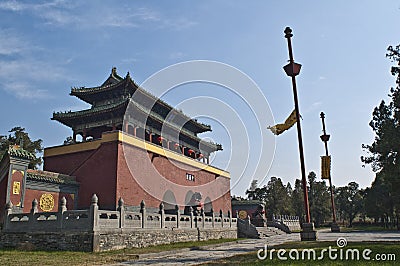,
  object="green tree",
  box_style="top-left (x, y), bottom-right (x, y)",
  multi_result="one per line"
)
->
top-left (308, 171), bottom-right (331, 227)
top-left (246, 177), bottom-right (293, 219)
top-left (361, 44), bottom-right (400, 224)
top-left (264, 177), bottom-right (293, 218)
top-left (291, 178), bottom-right (305, 222)
top-left (245, 180), bottom-right (267, 202)
top-left (335, 182), bottom-right (363, 227)
top-left (0, 127), bottom-right (43, 169)
top-left (364, 172), bottom-right (395, 227)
